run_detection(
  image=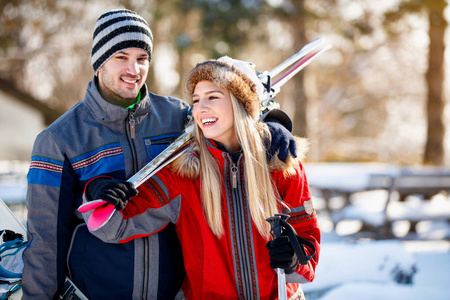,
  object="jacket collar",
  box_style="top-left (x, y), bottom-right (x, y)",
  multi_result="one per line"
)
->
top-left (205, 138), bottom-right (298, 174)
top-left (206, 139), bottom-right (244, 165)
top-left (84, 77), bottom-right (152, 123)
top-left (173, 138), bottom-right (298, 179)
